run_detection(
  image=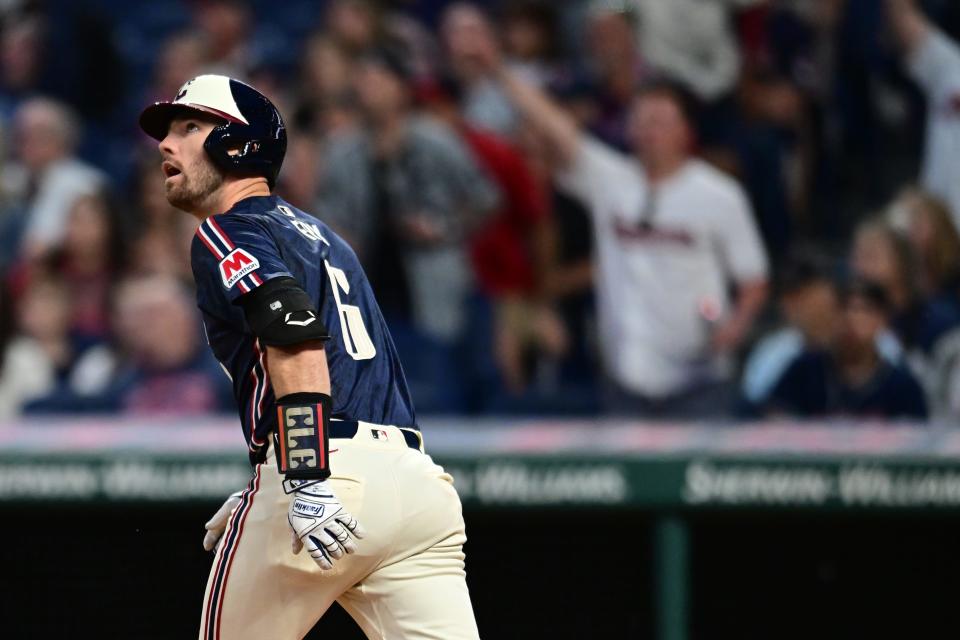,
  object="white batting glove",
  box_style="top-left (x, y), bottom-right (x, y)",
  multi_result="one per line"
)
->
top-left (203, 490), bottom-right (243, 552)
top-left (287, 479), bottom-right (366, 570)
